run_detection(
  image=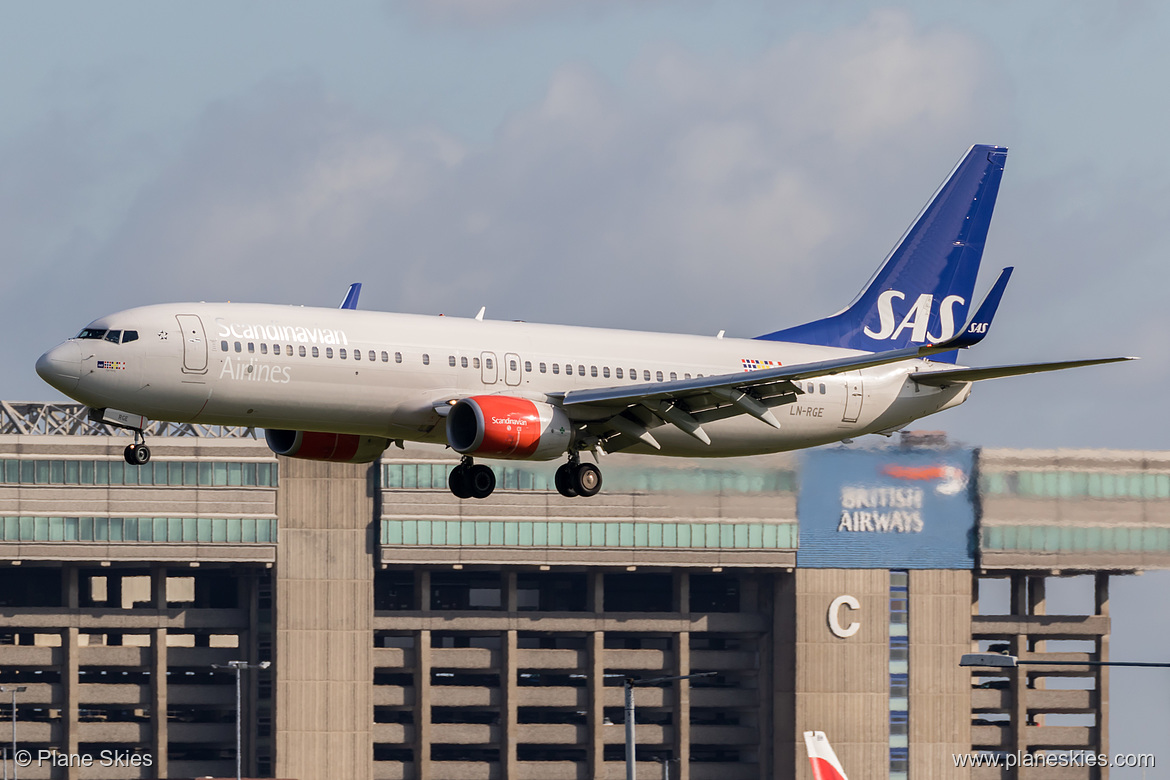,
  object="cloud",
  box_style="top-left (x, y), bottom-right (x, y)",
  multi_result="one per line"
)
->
top-left (21, 8), bottom-right (1163, 451)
